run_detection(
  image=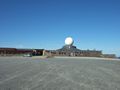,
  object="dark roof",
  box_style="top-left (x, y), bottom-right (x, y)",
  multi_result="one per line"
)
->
top-left (0, 48), bottom-right (16, 50)
top-left (57, 45), bottom-right (81, 52)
